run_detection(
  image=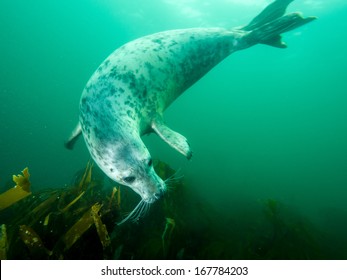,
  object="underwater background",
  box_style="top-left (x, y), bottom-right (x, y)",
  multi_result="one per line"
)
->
top-left (1, 0), bottom-right (347, 259)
